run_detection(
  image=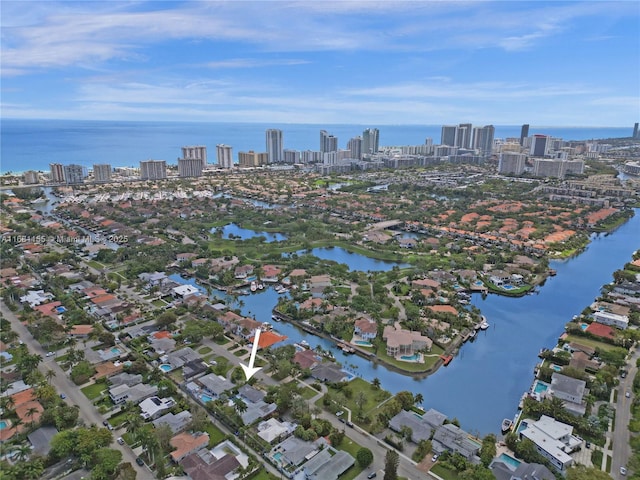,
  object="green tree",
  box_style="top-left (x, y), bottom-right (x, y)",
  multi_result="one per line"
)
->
top-left (356, 447), bottom-right (374, 468)
top-left (480, 433), bottom-right (497, 467)
top-left (383, 450), bottom-right (399, 480)
top-left (91, 448), bottom-right (122, 480)
top-left (566, 465), bottom-right (613, 480)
